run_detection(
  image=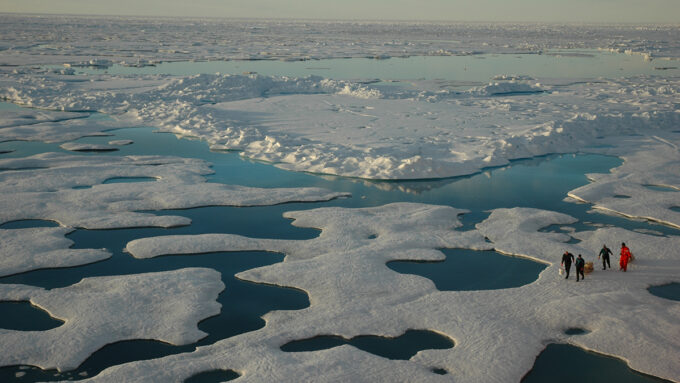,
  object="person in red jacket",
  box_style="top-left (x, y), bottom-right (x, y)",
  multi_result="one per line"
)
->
top-left (619, 242), bottom-right (632, 272)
